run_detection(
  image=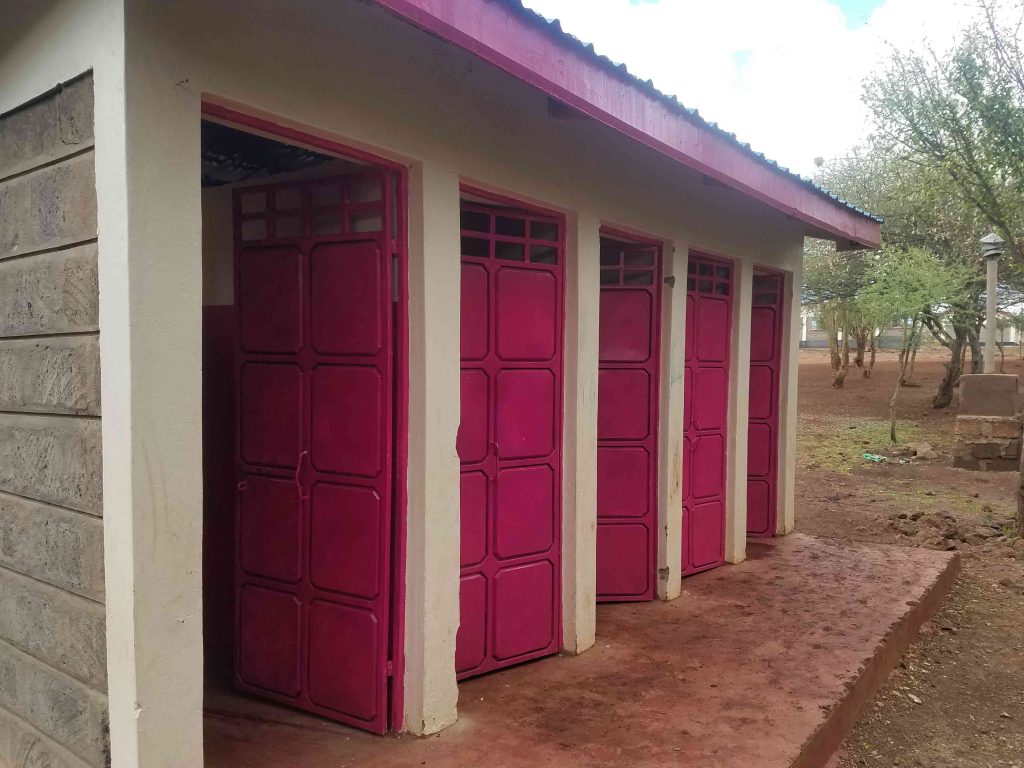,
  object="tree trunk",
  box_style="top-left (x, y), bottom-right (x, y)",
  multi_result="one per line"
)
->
top-left (933, 332), bottom-right (967, 409)
top-left (904, 334), bottom-right (921, 385)
top-left (1018, 442), bottom-right (1024, 537)
top-left (967, 327), bottom-right (983, 374)
top-left (864, 333), bottom-right (877, 378)
top-left (833, 329), bottom-right (851, 388)
top-left (853, 328), bottom-right (867, 369)
top-left (826, 309), bottom-right (851, 389)
top-left (998, 336), bottom-right (1005, 373)
top-left (891, 322), bottom-right (914, 443)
